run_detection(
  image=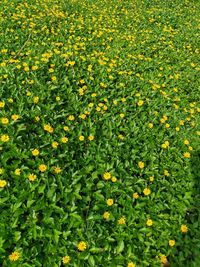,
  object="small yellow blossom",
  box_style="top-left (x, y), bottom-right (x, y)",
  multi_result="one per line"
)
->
top-left (103, 211), bottom-right (110, 220)
top-left (15, 169), bottom-right (21, 176)
top-left (160, 255), bottom-right (168, 264)
top-left (1, 134), bottom-right (9, 142)
top-left (0, 179), bottom-right (7, 188)
top-left (52, 141), bottom-right (59, 148)
top-left (1, 117), bottom-right (9, 124)
top-left (54, 166), bottom-right (61, 174)
top-left (0, 101), bottom-right (5, 108)
top-left (39, 164), bottom-right (47, 172)
top-left (33, 96), bottom-right (39, 104)
top-left (79, 135), bottom-right (84, 141)
top-left (88, 135), bottom-right (94, 141)
top-left (181, 224), bottom-right (188, 233)
top-left (111, 176), bottom-right (117, 182)
top-left (9, 251), bottom-right (20, 261)
top-left (133, 192), bottom-right (139, 199)
top-left (118, 217), bottom-right (126, 225)
top-left (103, 172), bottom-right (111, 180)
top-left (64, 126), bottom-right (70, 131)
top-left (137, 100), bottom-right (144, 106)
top-left (106, 199), bottom-right (114, 206)
top-left (138, 161), bottom-right (145, 169)
top-left (32, 149), bottom-right (40, 156)
top-left (28, 173), bottom-right (37, 182)
top-left (146, 219), bottom-right (153, 226)
top-left (62, 255), bottom-right (70, 265)
top-left (11, 114), bottom-right (19, 121)
top-left (184, 152), bottom-right (190, 158)
top-left (184, 140), bottom-right (189, 145)
top-left (149, 176), bottom-right (154, 182)
top-left (77, 241), bottom-right (87, 251)
top-left (148, 123), bottom-right (153, 129)
top-left (61, 137), bottom-right (68, 143)
top-left (143, 188), bottom-right (151, 196)
top-left (128, 262), bottom-right (135, 267)
top-left (44, 124), bottom-right (54, 133)
top-left (164, 170), bottom-right (170, 176)
top-left (169, 239), bottom-right (175, 247)
top-left (68, 115), bottom-right (75, 121)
